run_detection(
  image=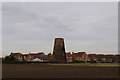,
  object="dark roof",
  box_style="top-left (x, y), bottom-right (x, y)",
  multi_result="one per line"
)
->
top-left (22, 54), bottom-right (29, 56)
top-left (78, 52), bottom-right (86, 54)
top-left (29, 52), bottom-right (45, 55)
top-left (39, 57), bottom-right (49, 60)
top-left (96, 54), bottom-right (104, 56)
top-left (88, 54), bottom-right (97, 56)
top-left (40, 55), bottom-right (48, 57)
top-left (10, 53), bottom-right (22, 56)
top-left (115, 54), bottom-right (120, 56)
top-left (38, 52), bottom-right (45, 54)
top-left (29, 54), bottom-right (39, 55)
top-left (66, 53), bottom-right (72, 56)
